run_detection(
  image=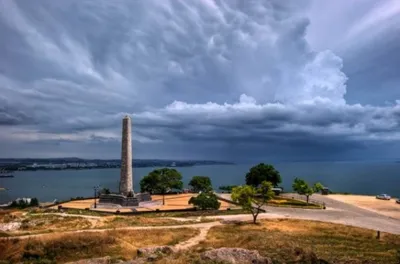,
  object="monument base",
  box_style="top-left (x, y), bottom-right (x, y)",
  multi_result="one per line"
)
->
top-left (98, 193), bottom-right (151, 207)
